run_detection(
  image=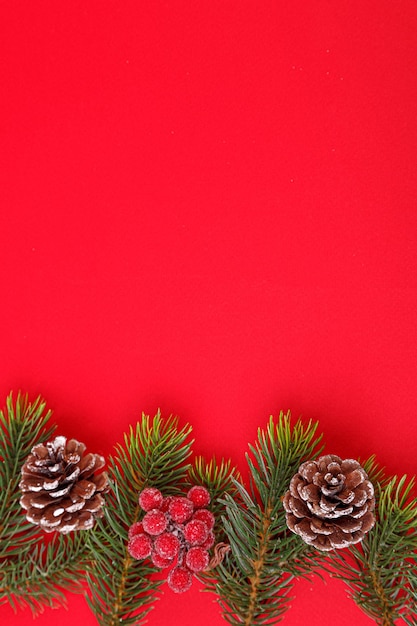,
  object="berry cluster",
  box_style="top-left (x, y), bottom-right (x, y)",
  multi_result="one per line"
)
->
top-left (128, 485), bottom-right (216, 593)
